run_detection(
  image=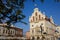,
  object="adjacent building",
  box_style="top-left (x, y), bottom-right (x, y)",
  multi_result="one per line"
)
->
top-left (29, 8), bottom-right (57, 40)
top-left (0, 23), bottom-right (23, 40)
top-left (56, 26), bottom-right (60, 37)
top-left (56, 26), bottom-right (60, 34)
top-left (26, 31), bottom-right (30, 40)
